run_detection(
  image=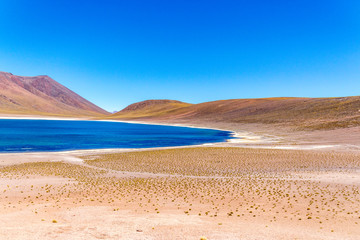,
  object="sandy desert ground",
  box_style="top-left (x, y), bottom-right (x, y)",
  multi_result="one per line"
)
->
top-left (0, 119), bottom-right (360, 240)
